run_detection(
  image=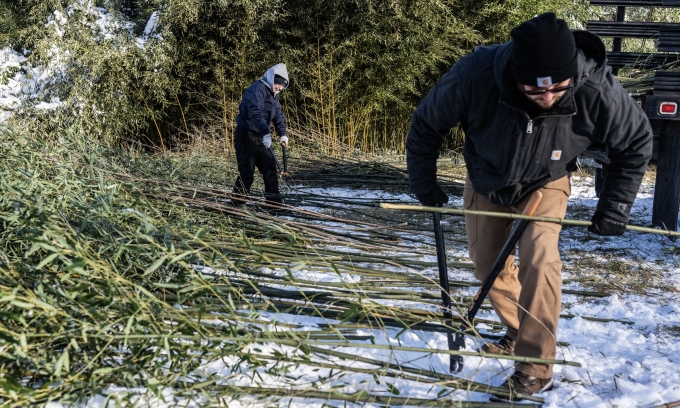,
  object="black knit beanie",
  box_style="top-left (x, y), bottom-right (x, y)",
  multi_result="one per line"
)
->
top-left (274, 75), bottom-right (288, 86)
top-left (510, 12), bottom-right (578, 86)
